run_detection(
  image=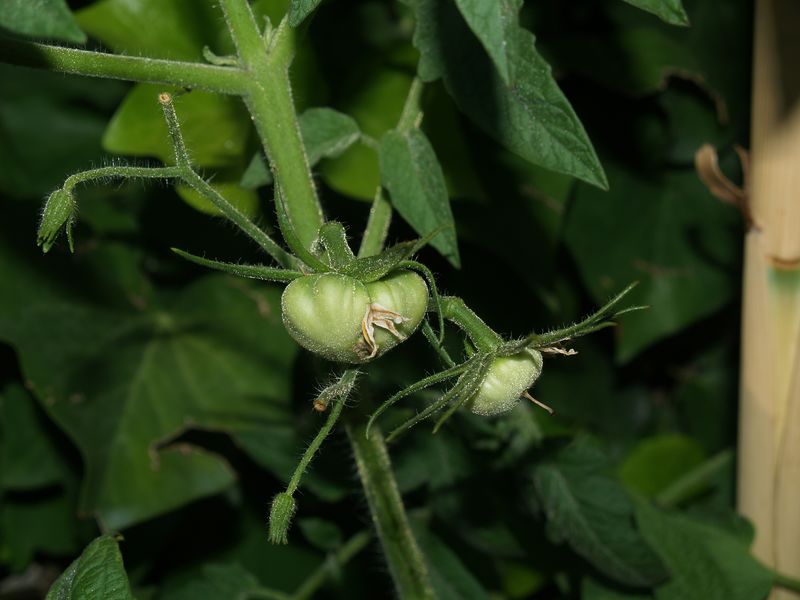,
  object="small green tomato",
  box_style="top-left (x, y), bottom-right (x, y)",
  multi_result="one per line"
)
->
top-left (281, 270), bottom-right (428, 363)
top-left (466, 349), bottom-right (544, 416)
